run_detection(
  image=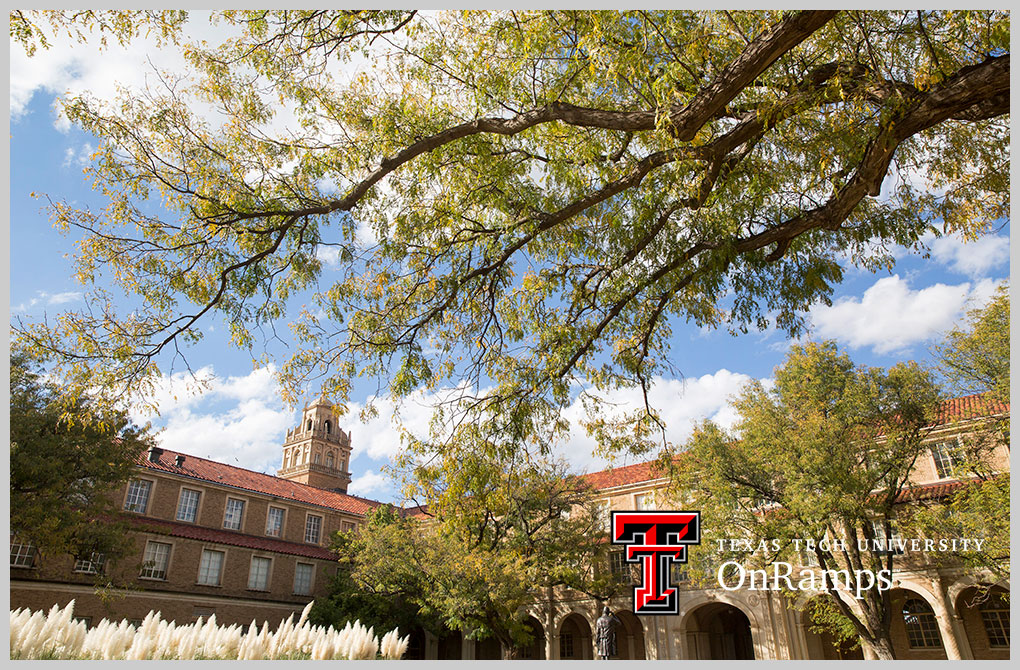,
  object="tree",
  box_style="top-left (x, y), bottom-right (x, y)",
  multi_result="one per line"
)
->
top-left (331, 457), bottom-right (619, 659)
top-left (666, 341), bottom-right (942, 660)
top-left (9, 346), bottom-right (156, 574)
top-left (933, 283), bottom-right (1009, 407)
top-left (903, 284), bottom-right (1010, 587)
top-left (13, 10), bottom-right (1009, 466)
